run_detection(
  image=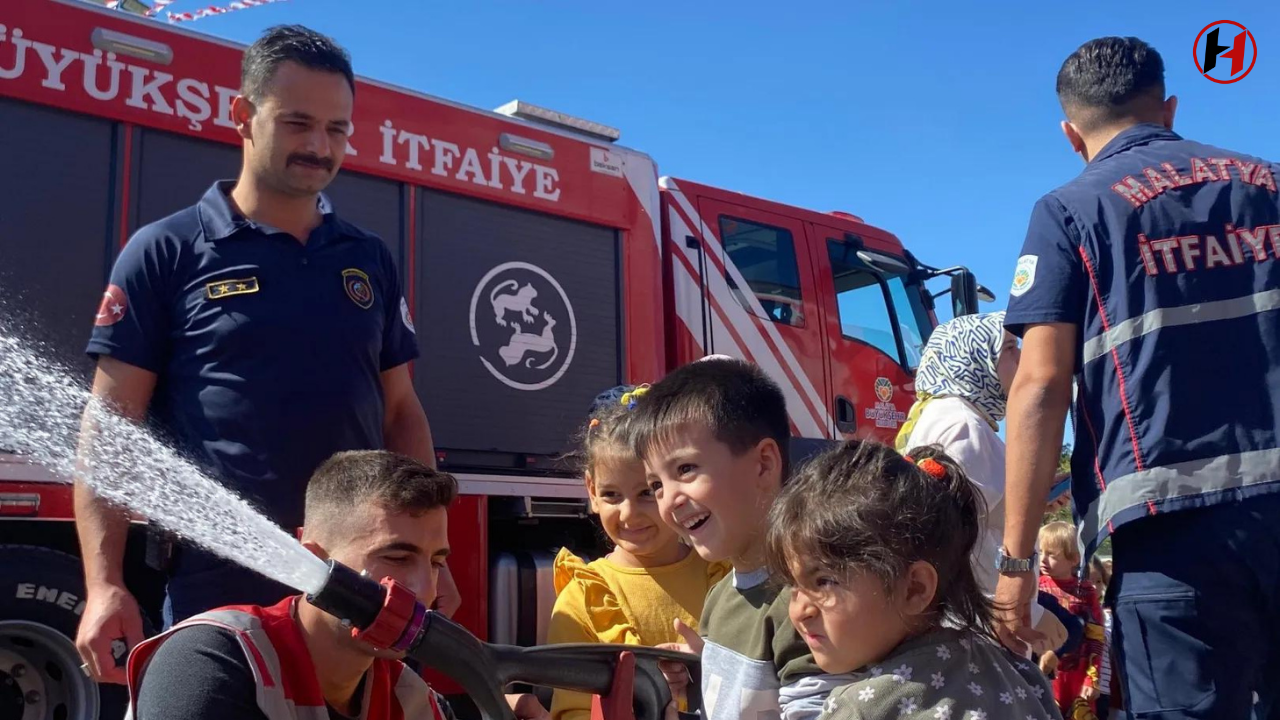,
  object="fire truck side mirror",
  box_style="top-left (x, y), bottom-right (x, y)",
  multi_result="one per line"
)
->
top-left (950, 270), bottom-right (980, 317)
